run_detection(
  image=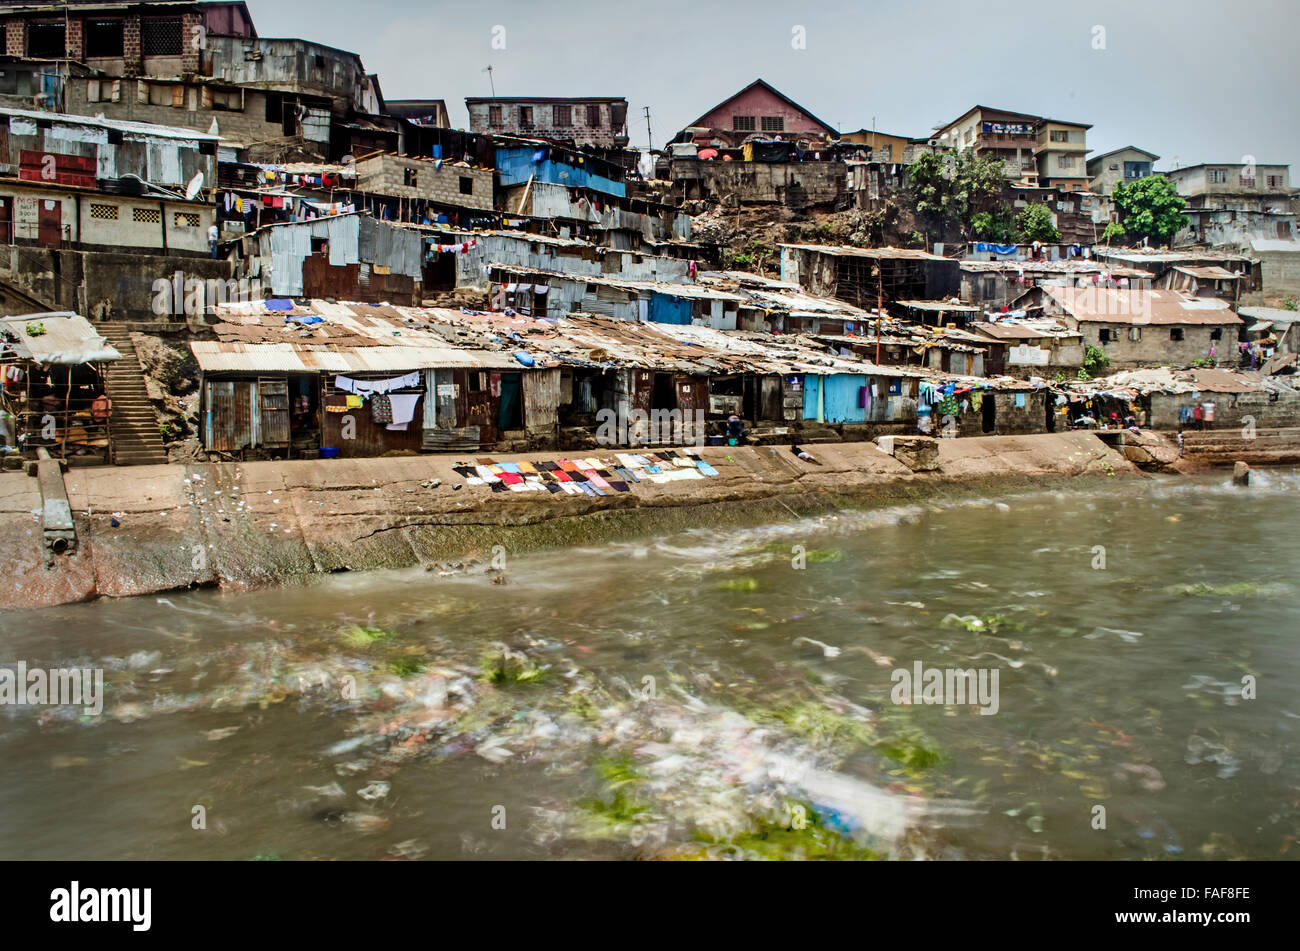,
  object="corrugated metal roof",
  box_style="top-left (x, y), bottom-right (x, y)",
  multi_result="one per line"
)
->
top-left (1173, 265), bottom-right (1239, 280)
top-left (191, 341), bottom-right (518, 373)
top-left (780, 243), bottom-right (950, 261)
top-left (1039, 287), bottom-right (1241, 325)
